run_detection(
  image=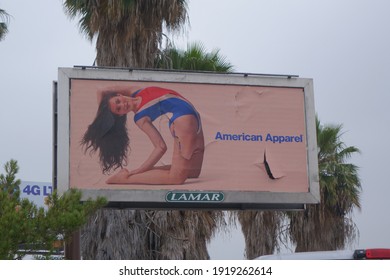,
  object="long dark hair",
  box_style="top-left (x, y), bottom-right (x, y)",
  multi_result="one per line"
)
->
top-left (81, 92), bottom-right (130, 174)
